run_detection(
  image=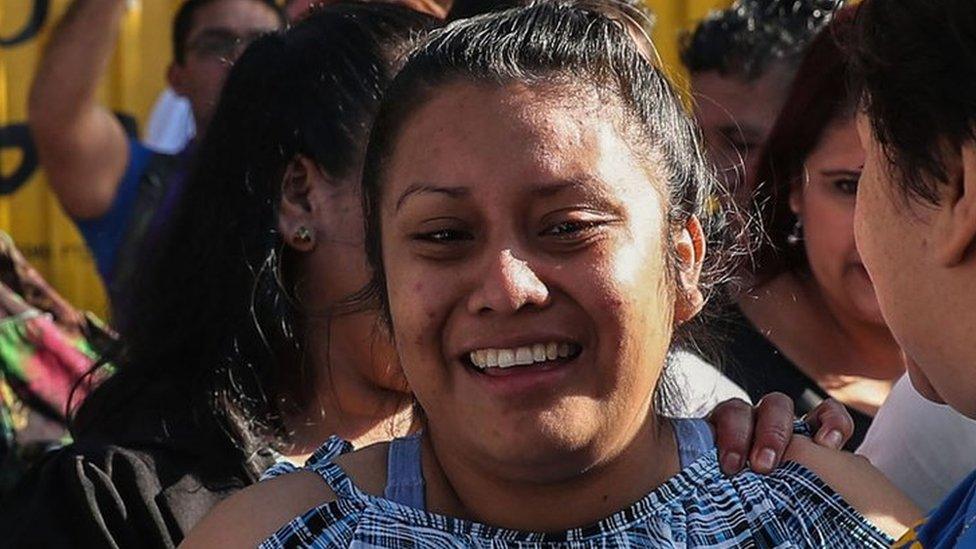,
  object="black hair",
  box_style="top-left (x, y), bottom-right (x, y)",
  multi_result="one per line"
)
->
top-left (172, 0), bottom-right (286, 64)
top-left (681, 0), bottom-right (844, 80)
top-left (446, 0), bottom-right (654, 25)
top-left (74, 2), bottom-right (436, 482)
top-left (360, 1), bottom-right (748, 369)
top-left (852, 0), bottom-right (976, 205)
